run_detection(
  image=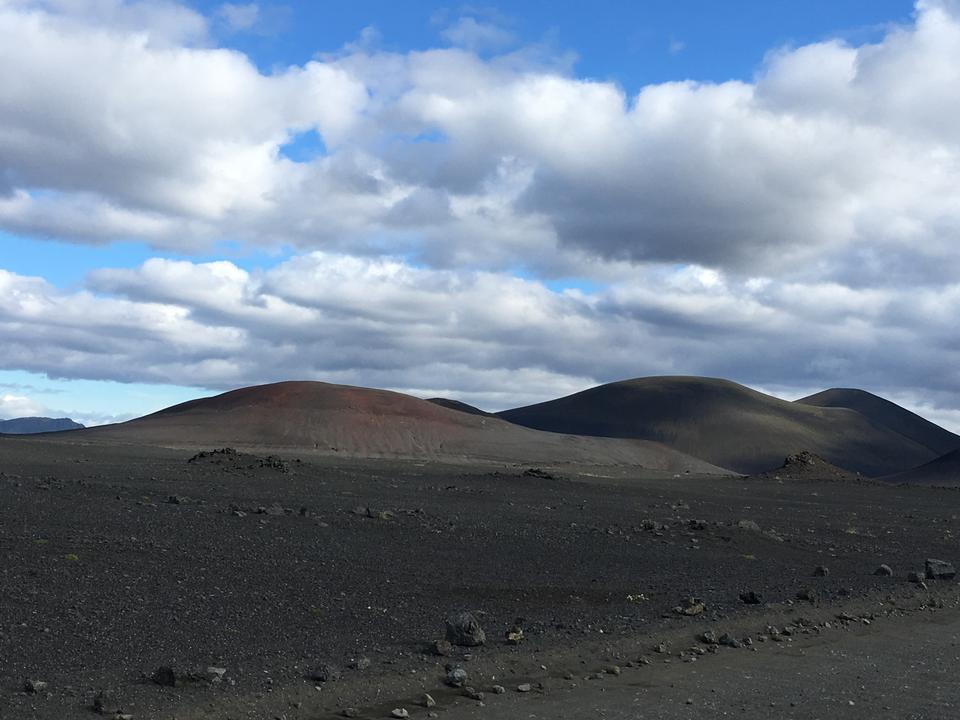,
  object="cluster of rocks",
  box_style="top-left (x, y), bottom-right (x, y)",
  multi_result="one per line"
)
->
top-left (873, 558), bottom-right (956, 587)
top-left (187, 448), bottom-right (291, 472)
